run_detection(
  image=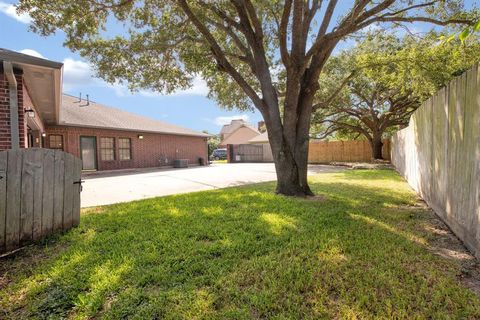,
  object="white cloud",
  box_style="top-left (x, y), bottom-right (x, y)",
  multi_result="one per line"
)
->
top-left (213, 115), bottom-right (249, 126)
top-left (62, 58), bottom-right (98, 91)
top-left (172, 76), bottom-right (209, 96)
top-left (15, 49), bottom-right (209, 98)
top-left (17, 52), bottom-right (98, 91)
top-left (105, 75), bottom-right (209, 98)
top-left (19, 49), bottom-right (44, 58)
top-left (0, 2), bottom-right (31, 24)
